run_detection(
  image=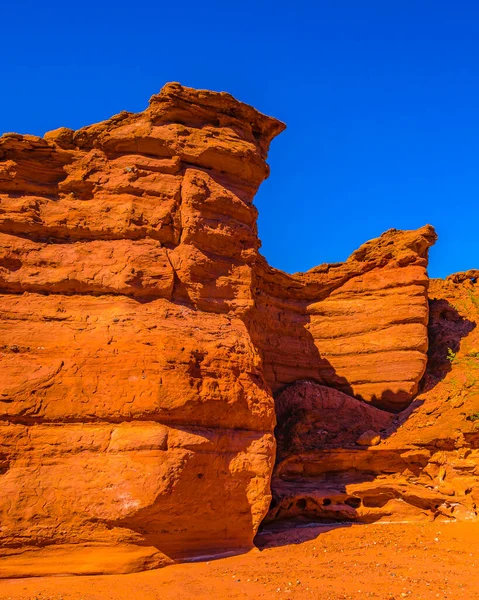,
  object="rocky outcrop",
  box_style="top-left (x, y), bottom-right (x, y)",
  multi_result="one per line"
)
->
top-left (0, 83), bottom-right (440, 577)
top-left (250, 224), bottom-right (436, 412)
top-left (265, 275), bottom-right (479, 527)
top-left (0, 84), bottom-right (282, 577)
